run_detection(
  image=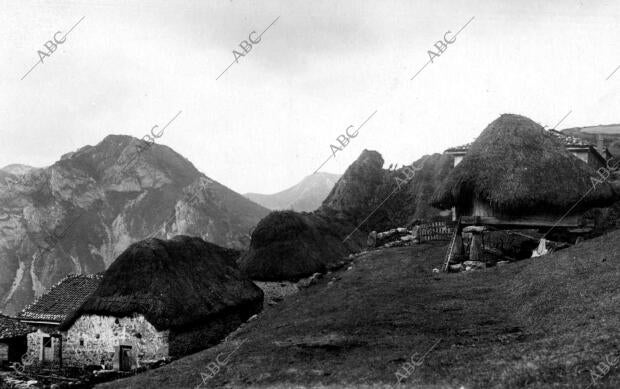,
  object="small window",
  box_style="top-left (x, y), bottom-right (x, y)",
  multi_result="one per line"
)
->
top-left (95, 333), bottom-right (100, 339)
top-left (135, 333), bottom-right (142, 339)
top-left (114, 318), bottom-right (120, 325)
top-left (79, 339), bottom-right (84, 346)
top-left (43, 337), bottom-right (52, 348)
